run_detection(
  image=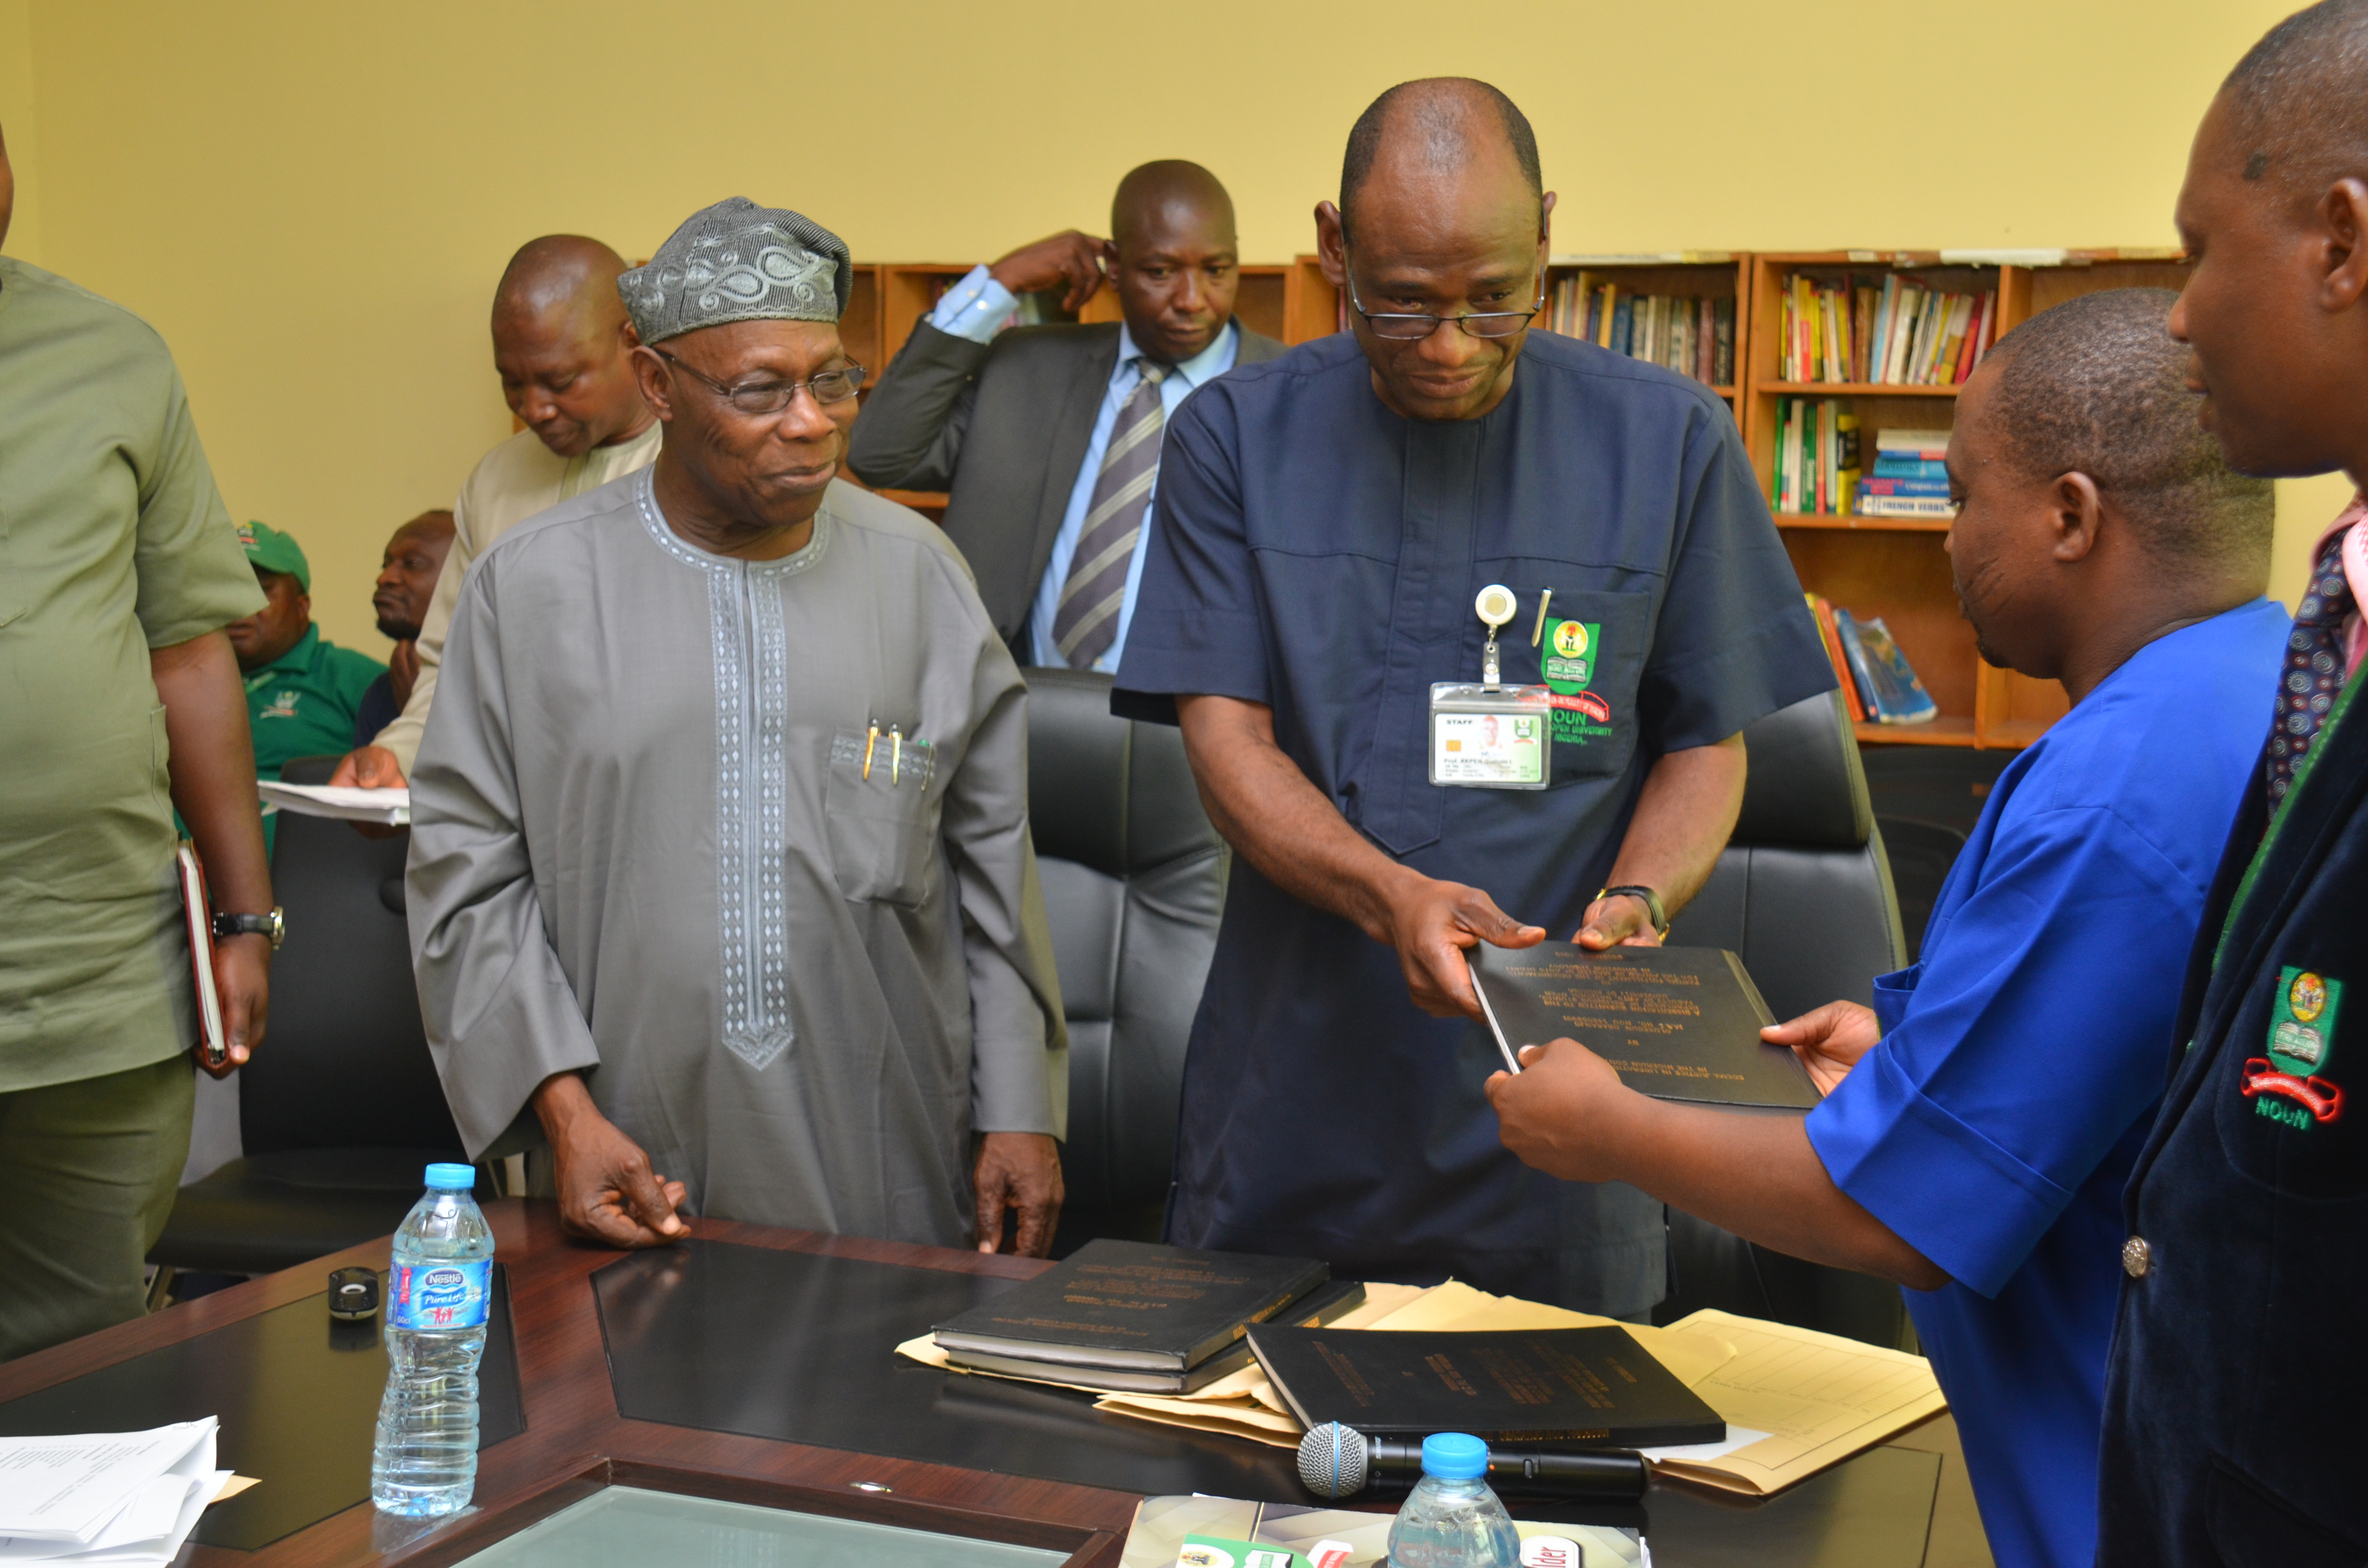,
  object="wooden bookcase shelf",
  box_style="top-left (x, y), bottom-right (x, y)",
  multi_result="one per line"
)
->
top-left (1739, 249), bottom-right (2192, 749)
top-left (1760, 382), bottom-right (1961, 397)
top-left (1775, 514), bottom-right (1954, 532)
top-left (1543, 253), bottom-right (1751, 411)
